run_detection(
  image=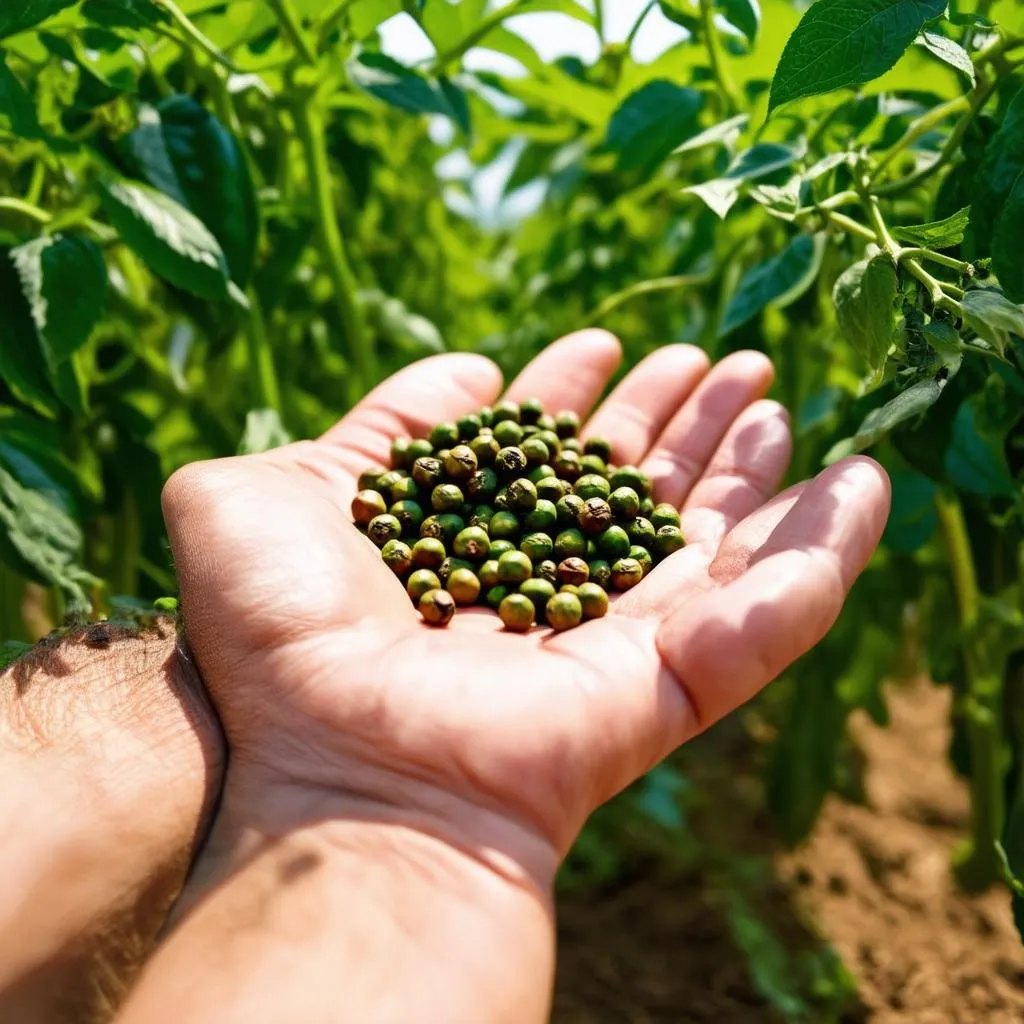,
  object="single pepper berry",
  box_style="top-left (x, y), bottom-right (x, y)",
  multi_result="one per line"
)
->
top-left (429, 421), bottom-right (460, 448)
top-left (453, 526), bottom-right (491, 561)
top-left (579, 497), bottom-right (613, 536)
top-left (538, 477), bottom-right (570, 502)
top-left (536, 559), bottom-right (558, 585)
top-left (495, 446), bottom-right (528, 477)
top-left (485, 584), bottom-right (512, 609)
top-left (469, 505), bottom-right (495, 529)
top-left (598, 525), bottom-right (631, 560)
top-left (491, 400), bottom-right (521, 425)
top-left (546, 592), bottom-right (583, 631)
top-left (368, 513), bottom-right (402, 548)
top-left (407, 438), bottom-right (434, 463)
top-left (381, 539), bottom-right (413, 577)
top-left (412, 456), bottom-right (445, 489)
top-left (560, 438), bottom-right (582, 454)
top-left (629, 545), bottom-right (654, 576)
top-left (499, 593), bottom-right (535, 633)
top-left (554, 411), bottom-right (580, 439)
top-left (407, 568), bottom-right (442, 602)
top-left (555, 527), bottom-right (587, 560)
top-left (456, 413), bottom-right (482, 440)
top-left (608, 486), bottom-right (640, 521)
top-left (469, 433), bottom-right (500, 467)
top-left (478, 405), bottom-right (494, 428)
top-left (390, 437), bottom-right (411, 469)
top-left (444, 445), bottom-right (478, 480)
top-left (587, 558), bottom-right (612, 588)
top-left (536, 413), bottom-right (556, 431)
top-left (627, 516), bottom-right (656, 547)
top-left (583, 437), bottom-right (613, 461)
top-left (534, 429), bottom-right (561, 455)
top-left (610, 465), bottom-right (652, 497)
top-left (578, 582), bottom-right (609, 620)
top-left (390, 476), bottom-right (420, 503)
top-left (489, 539), bottom-right (516, 558)
top-left (519, 397), bottom-right (544, 425)
top-left (655, 524), bottom-right (685, 558)
top-left (556, 493), bottom-right (585, 527)
top-left (494, 487), bottom-right (510, 511)
top-left (639, 496), bottom-right (656, 519)
top-left (519, 578), bottom-right (556, 614)
top-left (489, 511), bottom-right (520, 540)
top-left (390, 499), bottom-right (425, 535)
top-left (479, 559), bottom-right (501, 590)
top-left (521, 532), bottom-right (555, 562)
top-left (439, 557), bottom-right (473, 586)
top-left (521, 425), bottom-right (538, 438)
top-left (651, 503), bottom-right (682, 530)
top-left (559, 584), bottom-right (580, 596)
top-left (498, 550), bottom-right (532, 585)
top-left (507, 477), bottom-right (538, 512)
top-left (352, 489), bottom-right (387, 526)
top-left (610, 557), bottom-right (644, 591)
top-left (493, 420), bottom-right (524, 448)
top-left (411, 537), bottom-right (446, 570)
top-left (558, 556), bottom-right (589, 587)
top-left (419, 588), bottom-right (455, 627)
top-left (524, 499), bottom-right (558, 532)
top-left (431, 483), bottom-right (464, 513)
top-left (574, 474), bottom-right (611, 501)
top-left (447, 567), bottom-right (482, 606)
top-left (528, 464), bottom-right (556, 484)
top-left (376, 470), bottom-right (407, 494)
top-left (358, 465), bottom-right (387, 491)
top-left (580, 454), bottom-right (607, 476)
top-left (466, 468), bottom-right (499, 502)
top-left (552, 449), bottom-right (583, 481)
top-left (521, 437), bottom-right (550, 467)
